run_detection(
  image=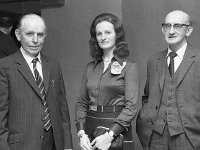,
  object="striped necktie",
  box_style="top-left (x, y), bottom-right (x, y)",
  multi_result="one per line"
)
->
top-left (32, 58), bottom-right (51, 131)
